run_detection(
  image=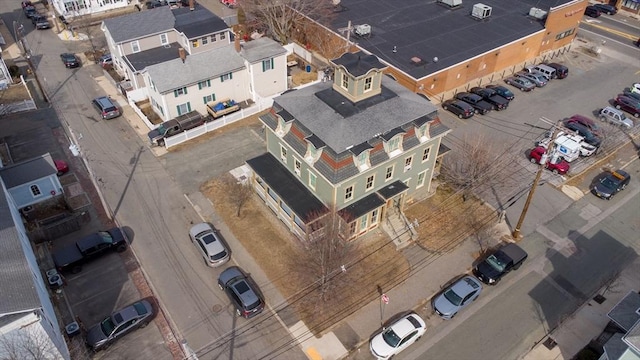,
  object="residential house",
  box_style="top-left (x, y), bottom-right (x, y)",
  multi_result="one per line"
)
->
top-left (51, 0), bottom-right (129, 19)
top-left (0, 181), bottom-right (70, 360)
top-left (603, 291), bottom-right (640, 360)
top-left (0, 153), bottom-right (63, 209)
top-left (247, 51), bottom-right (451, 241)
top-left (102, 6), bottom-right (287, 122)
